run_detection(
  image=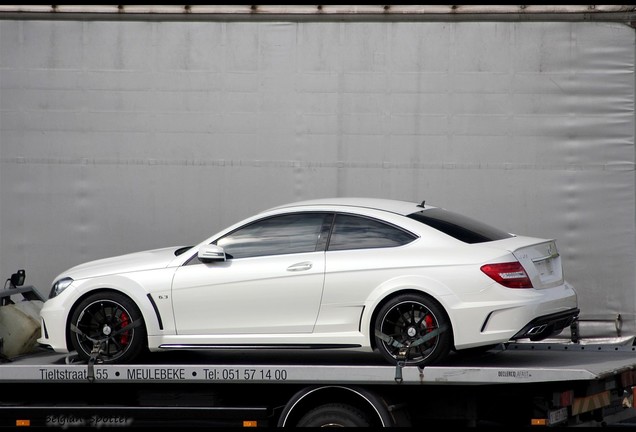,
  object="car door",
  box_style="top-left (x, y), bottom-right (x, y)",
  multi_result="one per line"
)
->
top-left (317, 213), bottom-right (418, 330)
top-left (171, 212), bottom-right (331, 335)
